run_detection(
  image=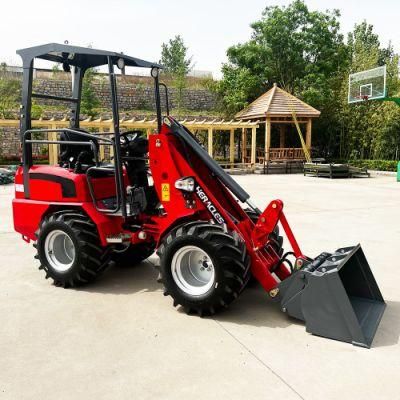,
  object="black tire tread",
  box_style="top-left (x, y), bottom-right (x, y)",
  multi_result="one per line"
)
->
top-left (35, 210), bottom-right (111, 288)
top-left (157, 222), bottom-right (250, 316)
